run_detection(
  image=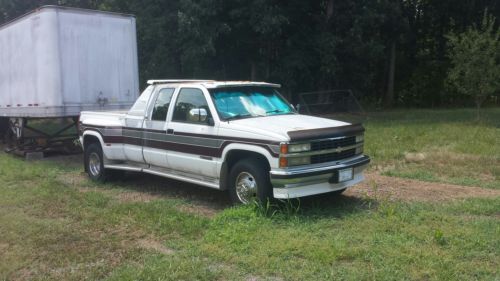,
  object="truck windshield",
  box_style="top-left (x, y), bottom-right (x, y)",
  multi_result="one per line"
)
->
top-left (209, 87), bottom-right (295, 121)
